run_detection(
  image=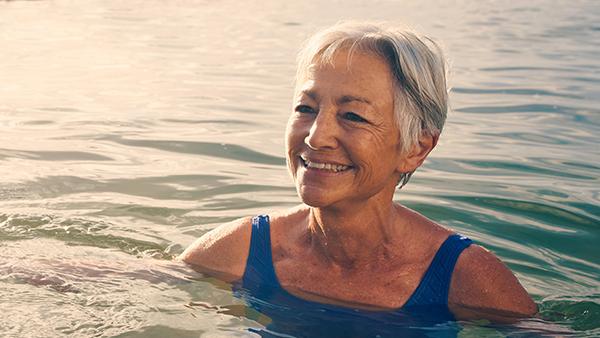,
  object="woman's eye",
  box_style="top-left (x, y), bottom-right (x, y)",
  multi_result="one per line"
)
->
top-left (295, 105), bottom-right (315, 114)
top-left (343, 112), bottom-right (367, 123)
